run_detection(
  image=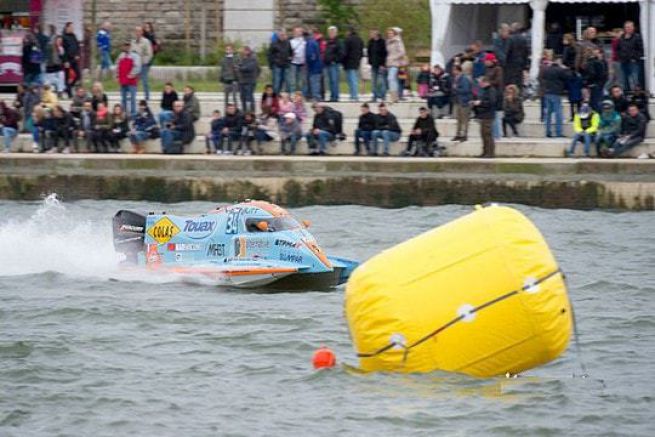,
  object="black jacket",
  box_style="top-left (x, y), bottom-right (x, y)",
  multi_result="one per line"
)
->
top-left (324, 37), bottom-right (343, 65)
top-left (475, 87), bottom-right (497, 120)
top-left (269, 39), bottom-right (292, 68)
top-left (611, 95), bottom-right (630, 113)
top-left (620, 112), bottom-right (647, 140)
top-left (223, 111), bottom-right (243, 131)
top-left (312, 110), bottom-right (338, 134)
top-left (505, 33), bottom-right (528, 69)
top-left (171, 110), bottom-right (195, 144)
top-left (160, 91), bottom-right (178, 111)
top-left (342, 33), bottom-right (364, 70)
top-left (540, 64), bottom-right (570, 95)
top-left (357, 112), bottom-right (377, 131)
top-left (238, 55), bottom-right (260, 84)
top-left (582, 57), bottom-right (608, 87)
top-left (412, 115), bottom-right (438, 137)
top-left (617, 33), bottom-right (644, 63)
top-left (375, 112), bottom-right (401, 133)
top-left (62, 32), bottom-right (80, 61)
top-left (367, 38), bottom-right (387, 68)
